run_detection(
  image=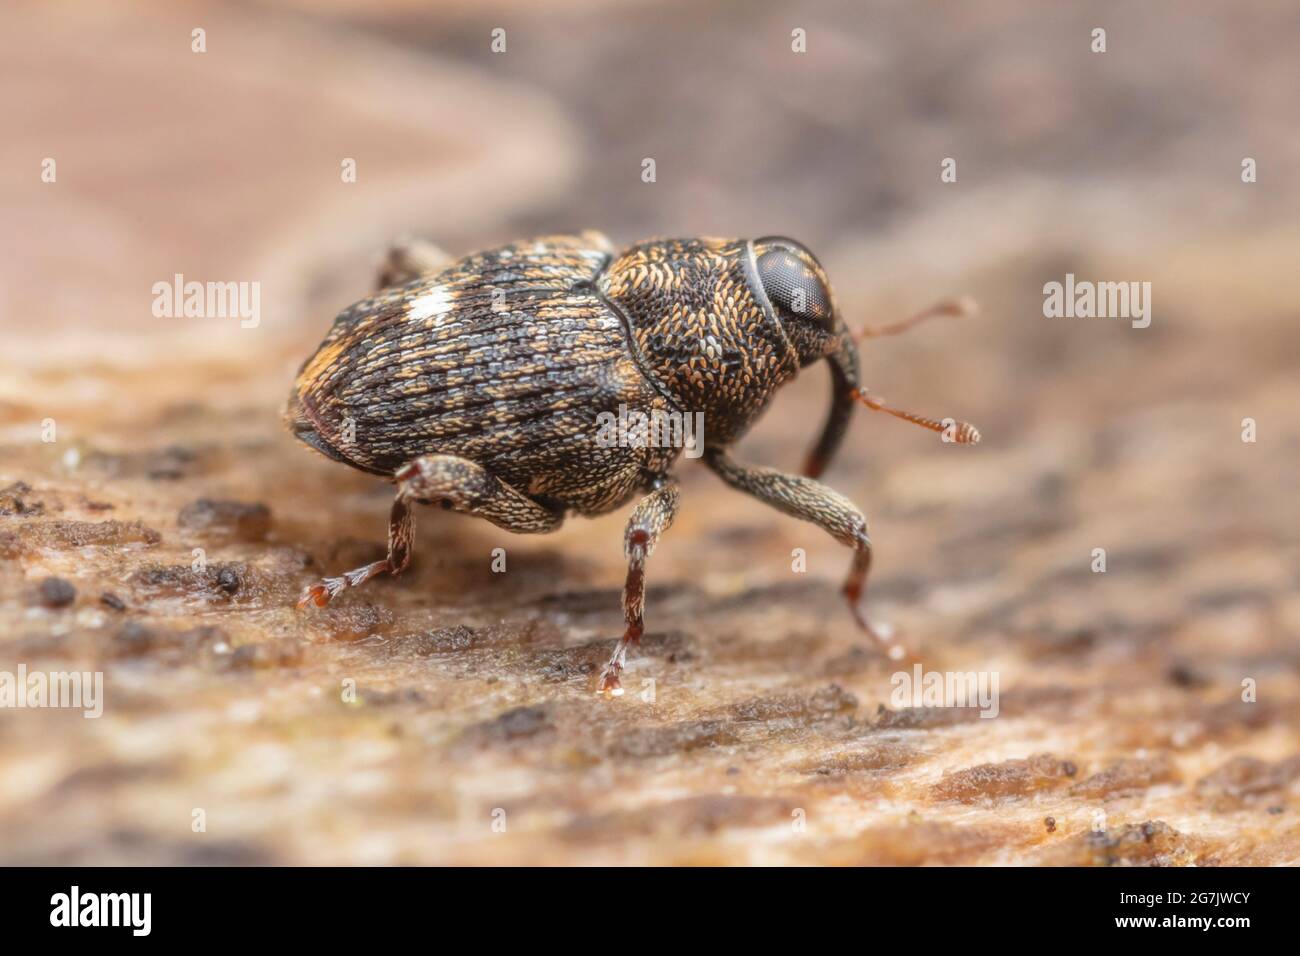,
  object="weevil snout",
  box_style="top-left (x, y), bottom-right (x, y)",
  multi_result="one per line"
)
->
top-left (743, 237), bottom-right (863, 479)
